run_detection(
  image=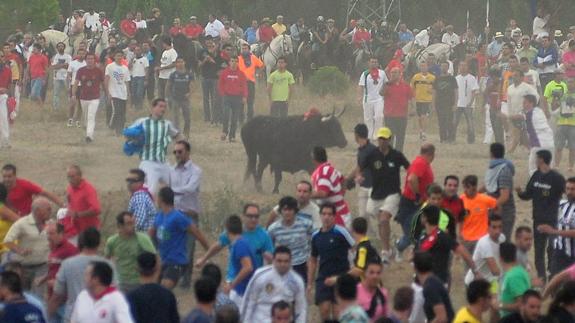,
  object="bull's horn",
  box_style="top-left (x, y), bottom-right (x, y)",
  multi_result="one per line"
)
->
top-left (336, 105), bottom-right (348, 118)
top-left (321, 115), bottom-right (332, 122)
